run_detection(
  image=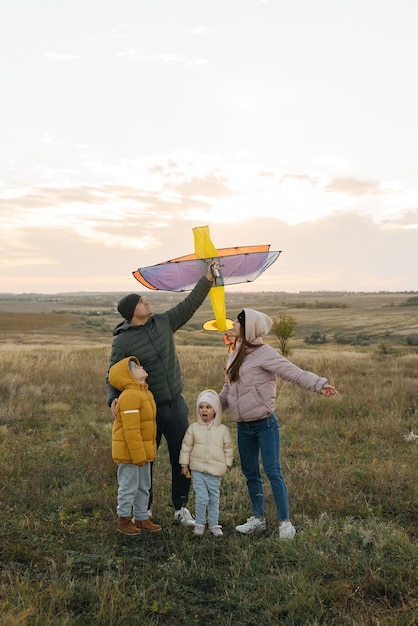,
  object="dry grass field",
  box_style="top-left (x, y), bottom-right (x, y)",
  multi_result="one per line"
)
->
top-left (0, 291), bottom-right (417, 625)
top-left (0, 290), bottom-right (417, 350)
